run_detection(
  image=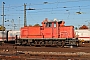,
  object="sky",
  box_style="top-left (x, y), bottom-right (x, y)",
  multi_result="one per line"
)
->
top-left (0, 0), bottom-right (90, 30)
